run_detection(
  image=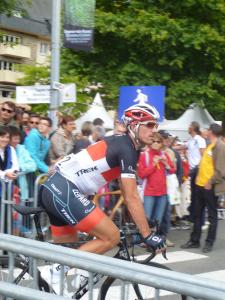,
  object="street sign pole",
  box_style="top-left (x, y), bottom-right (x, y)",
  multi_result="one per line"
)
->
top-left (50, 0), bottom-right (61, 129)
